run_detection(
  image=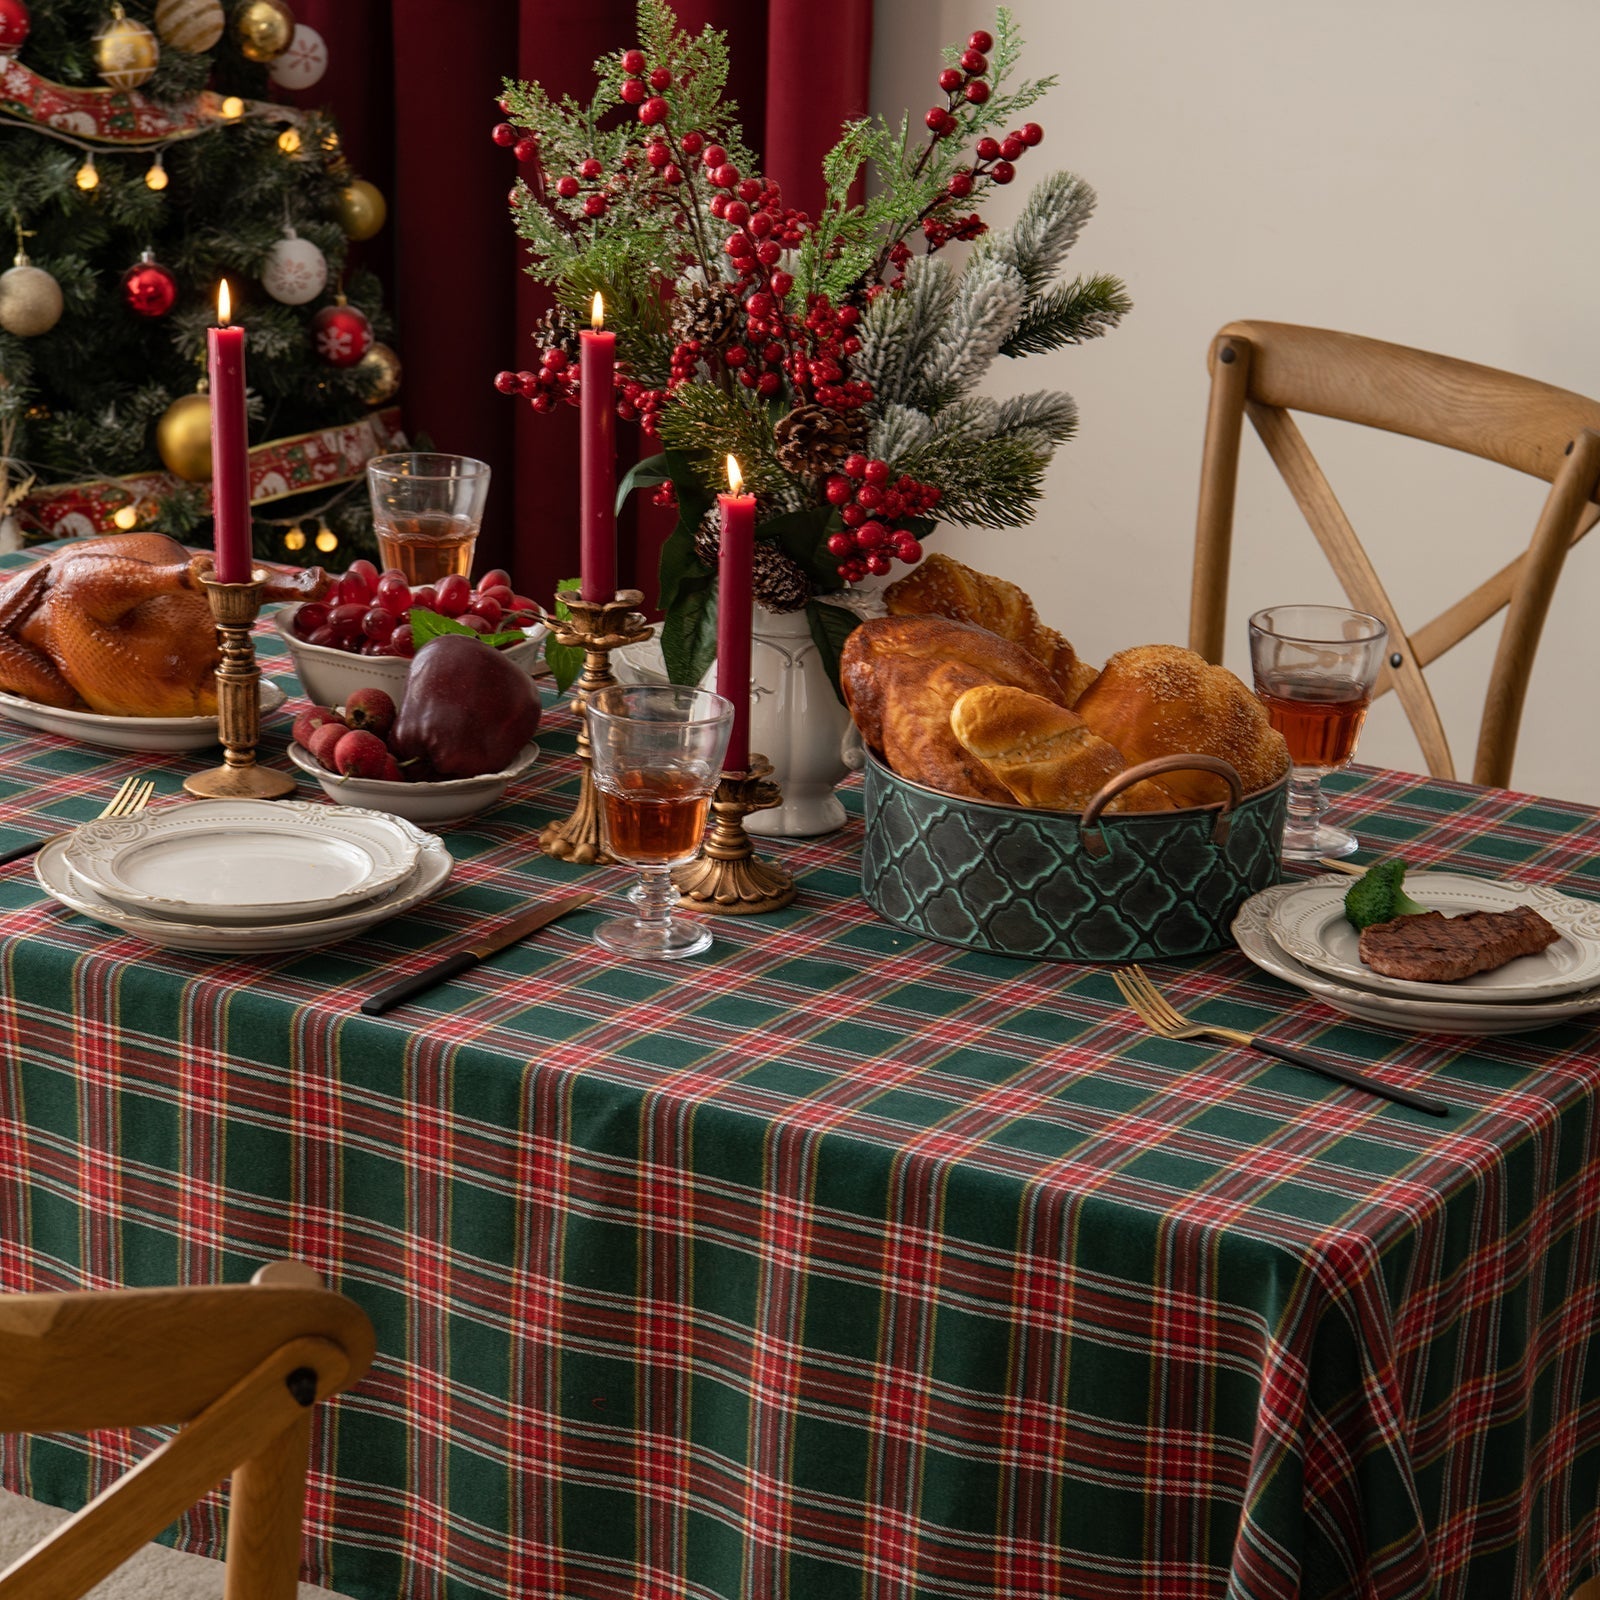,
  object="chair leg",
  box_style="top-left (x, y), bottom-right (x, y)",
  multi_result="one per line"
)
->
top-left (222, 1410), bottom-right (312, 1600)
top-left (1190, 334), bottom-right (1253, 662)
